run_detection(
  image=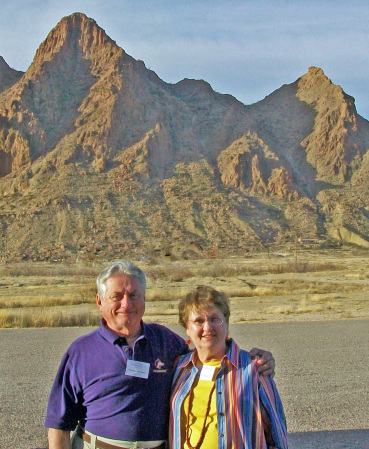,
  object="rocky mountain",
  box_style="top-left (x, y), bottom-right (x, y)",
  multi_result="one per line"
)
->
top-left (0, 57), bottom-right (23, 93)
top-left (1, 12), bottom-right (369, 262)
